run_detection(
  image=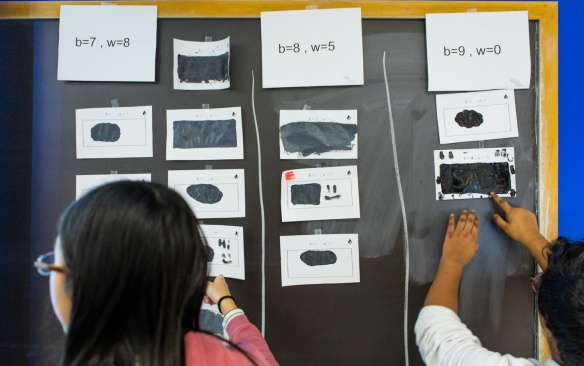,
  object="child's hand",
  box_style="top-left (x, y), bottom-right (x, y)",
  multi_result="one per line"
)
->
top-left (441, 210), bottom-right (480, 268)
top-left (491, 192), bottom-right (542, 246)
top-left (204, 274), bottom-right (232, 305)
